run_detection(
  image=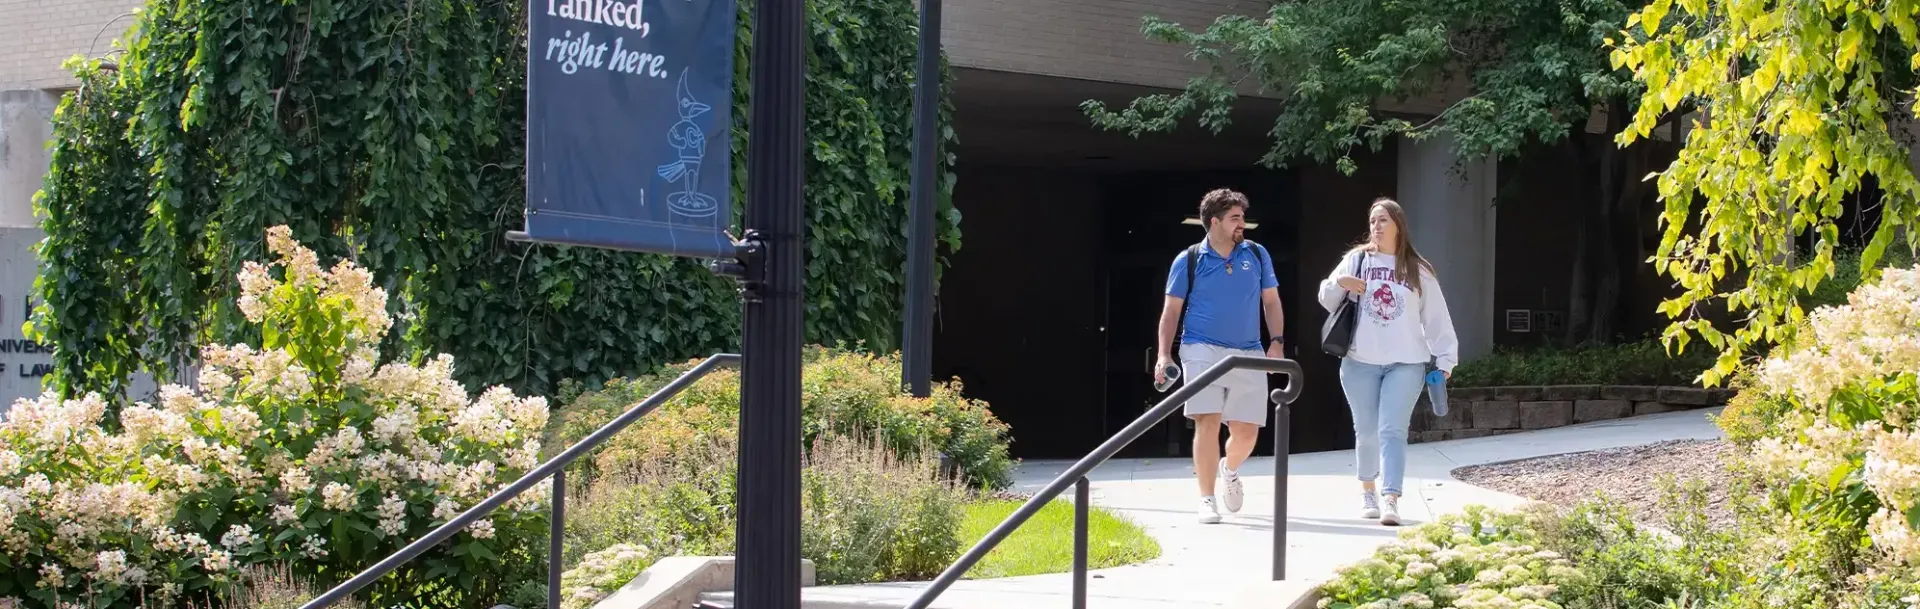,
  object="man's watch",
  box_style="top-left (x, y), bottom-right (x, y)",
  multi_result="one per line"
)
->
top-left (1270, 337), bottom-right (1286, 345)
